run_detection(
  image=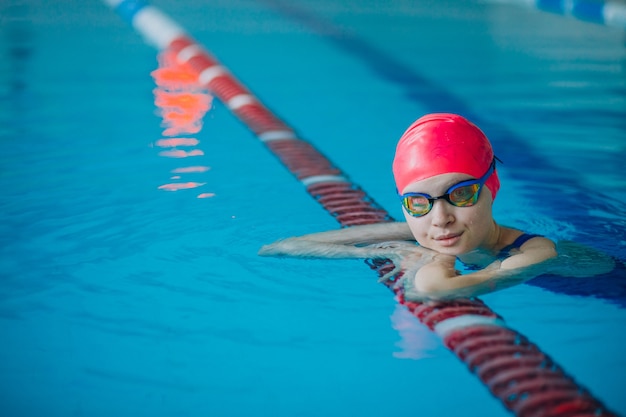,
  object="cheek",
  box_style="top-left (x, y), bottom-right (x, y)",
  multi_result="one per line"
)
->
top-left (403, 211), bottom-right (431, 245)
top-left (463, 207), bottom-right (486, 225)
top-left (463, 200), bottom-right (494, 236)
top-left (467, 188), bottom-right (493, 219)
